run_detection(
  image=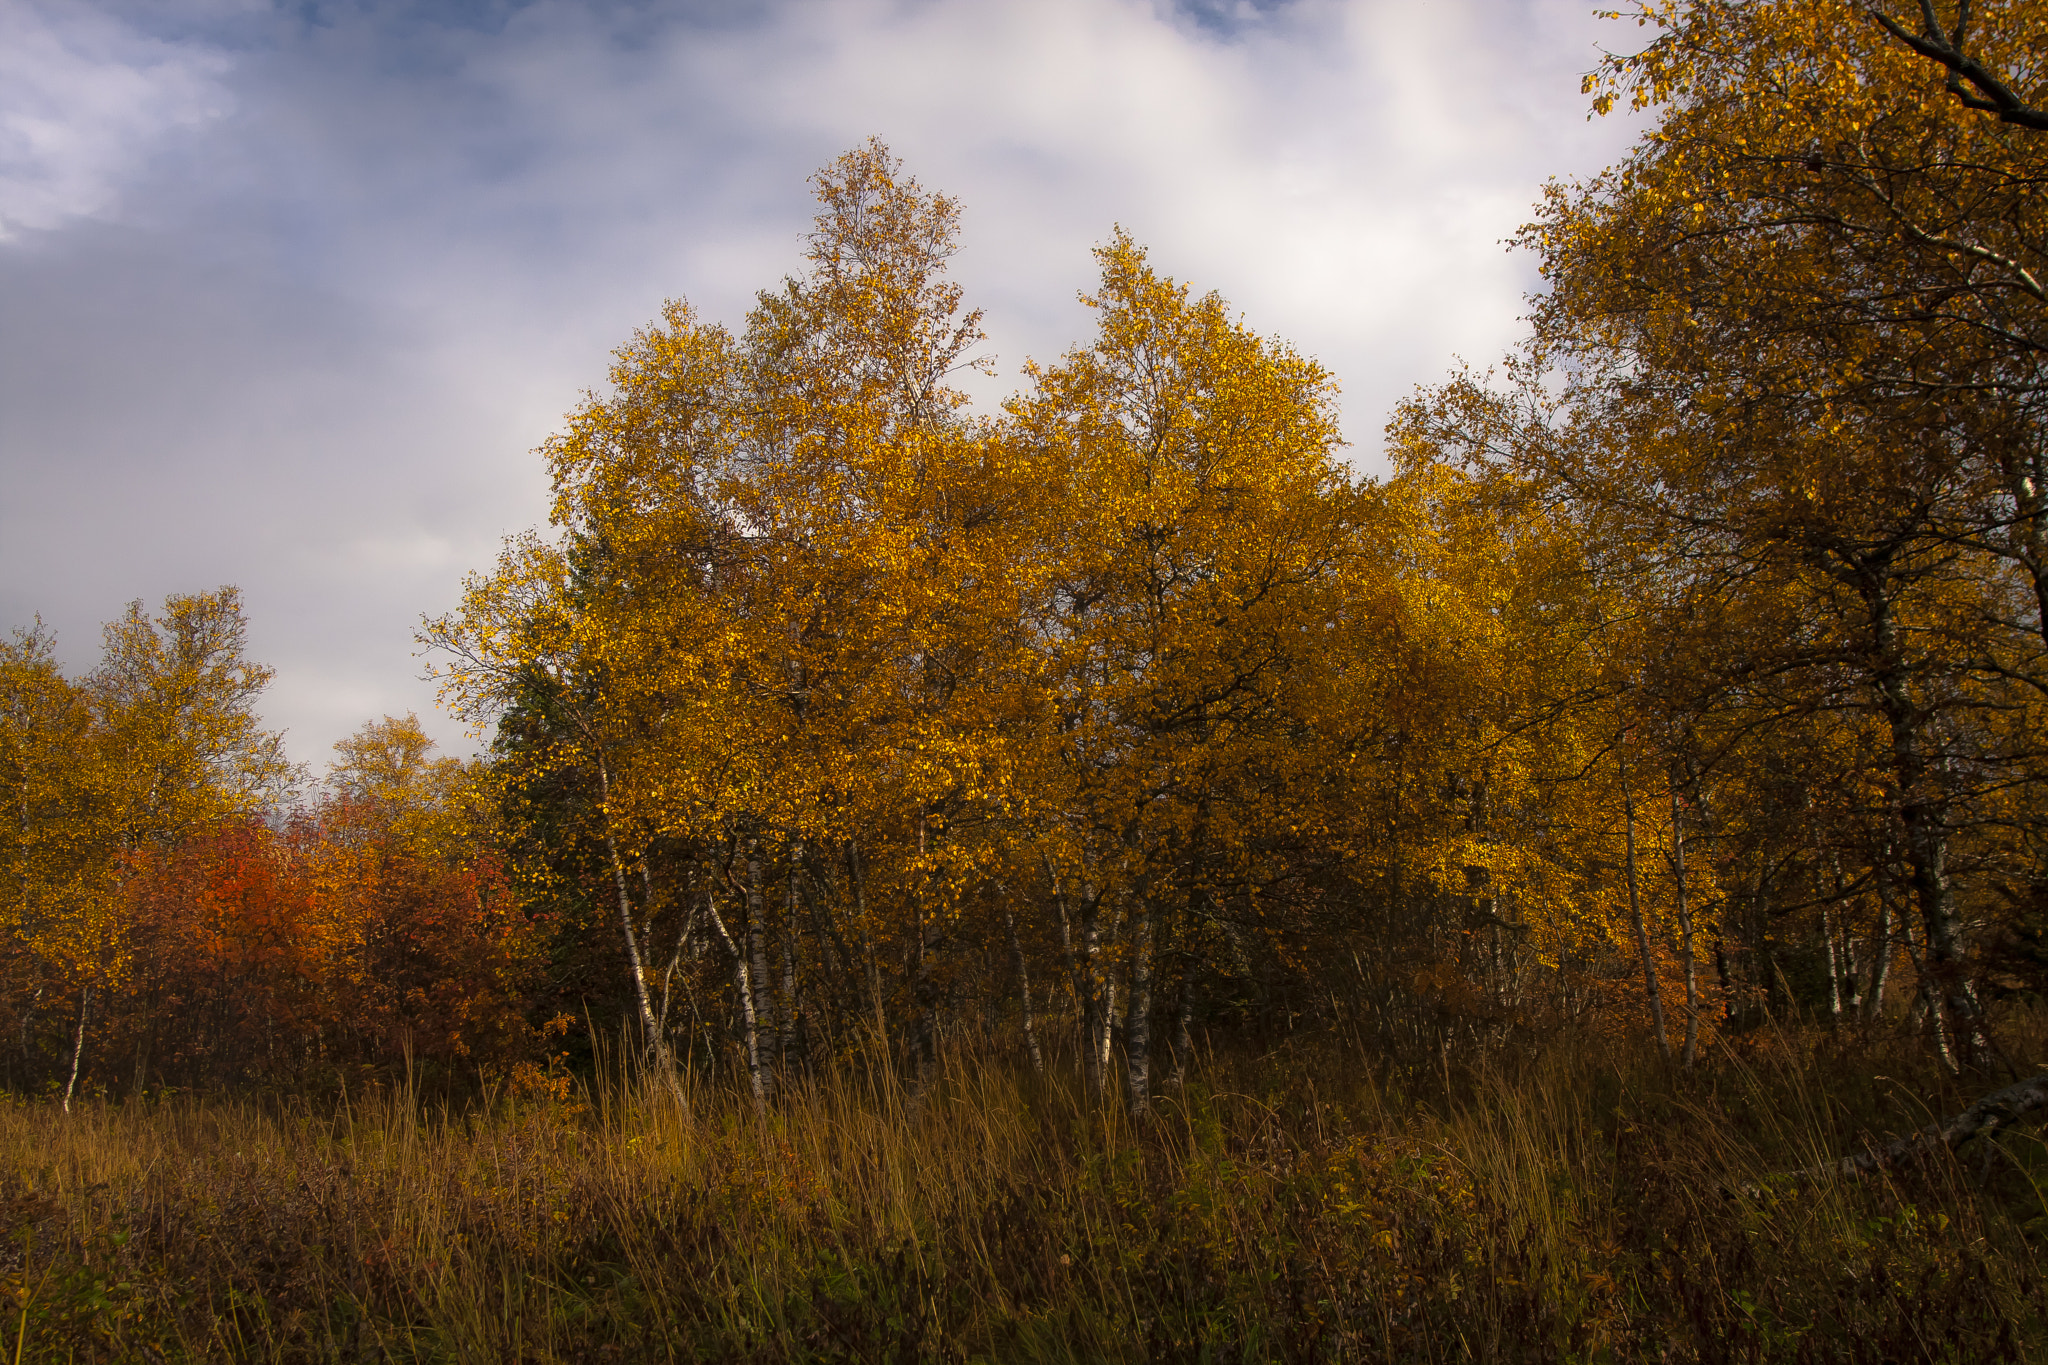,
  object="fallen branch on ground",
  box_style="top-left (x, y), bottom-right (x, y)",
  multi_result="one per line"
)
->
top-left (1753, 1069), bottom-right (2048, 1191)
